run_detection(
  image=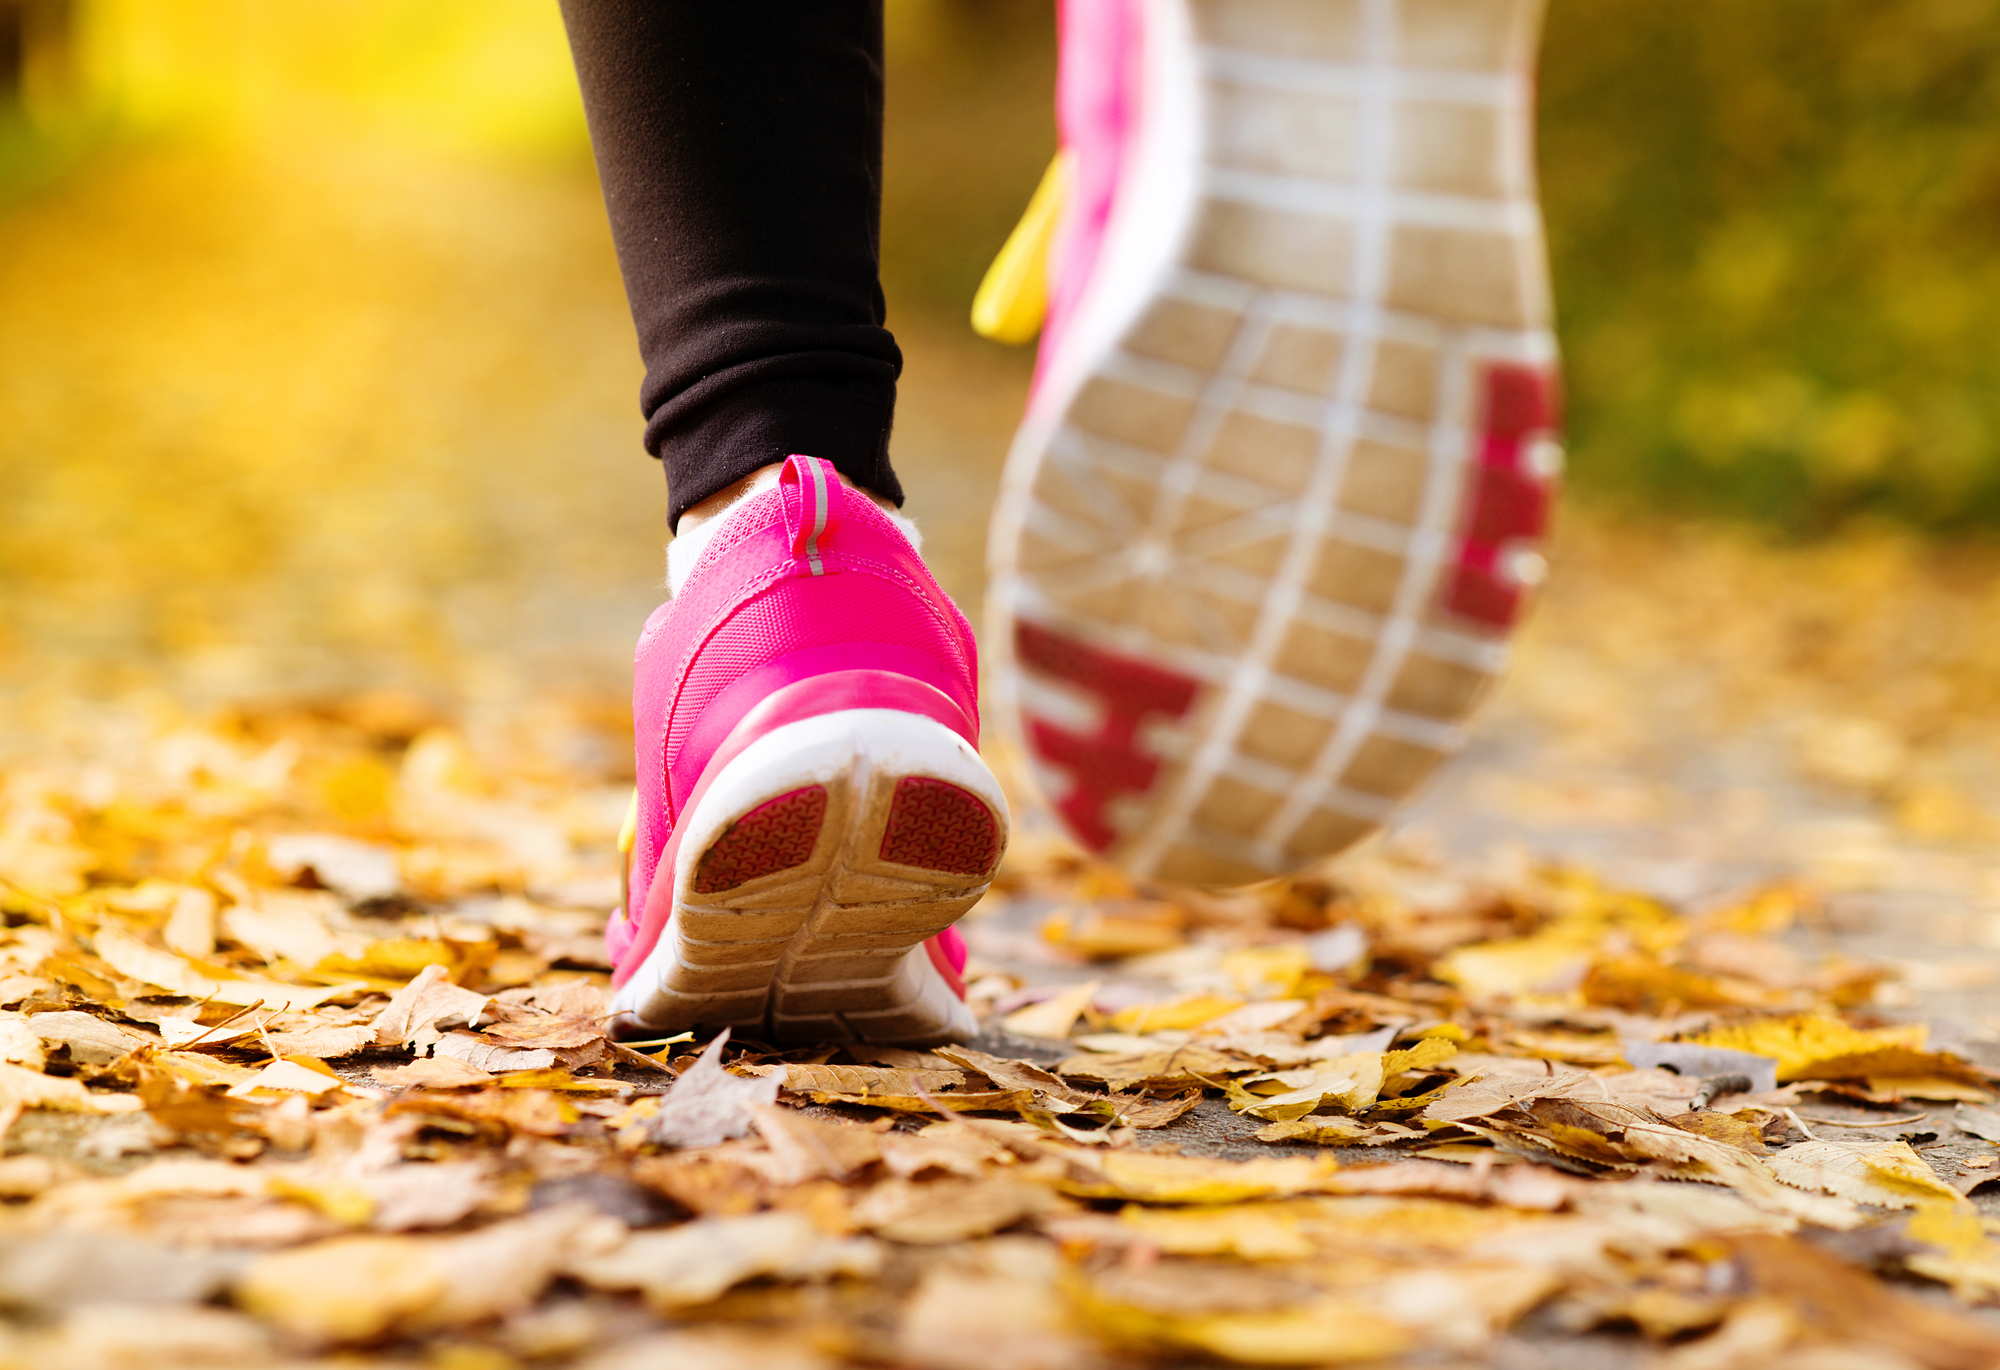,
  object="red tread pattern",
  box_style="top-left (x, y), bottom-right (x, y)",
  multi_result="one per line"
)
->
top-left (694, 785), bottom-right (827, 893)
top-left (878, 777), bottom-right (1000, 876)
